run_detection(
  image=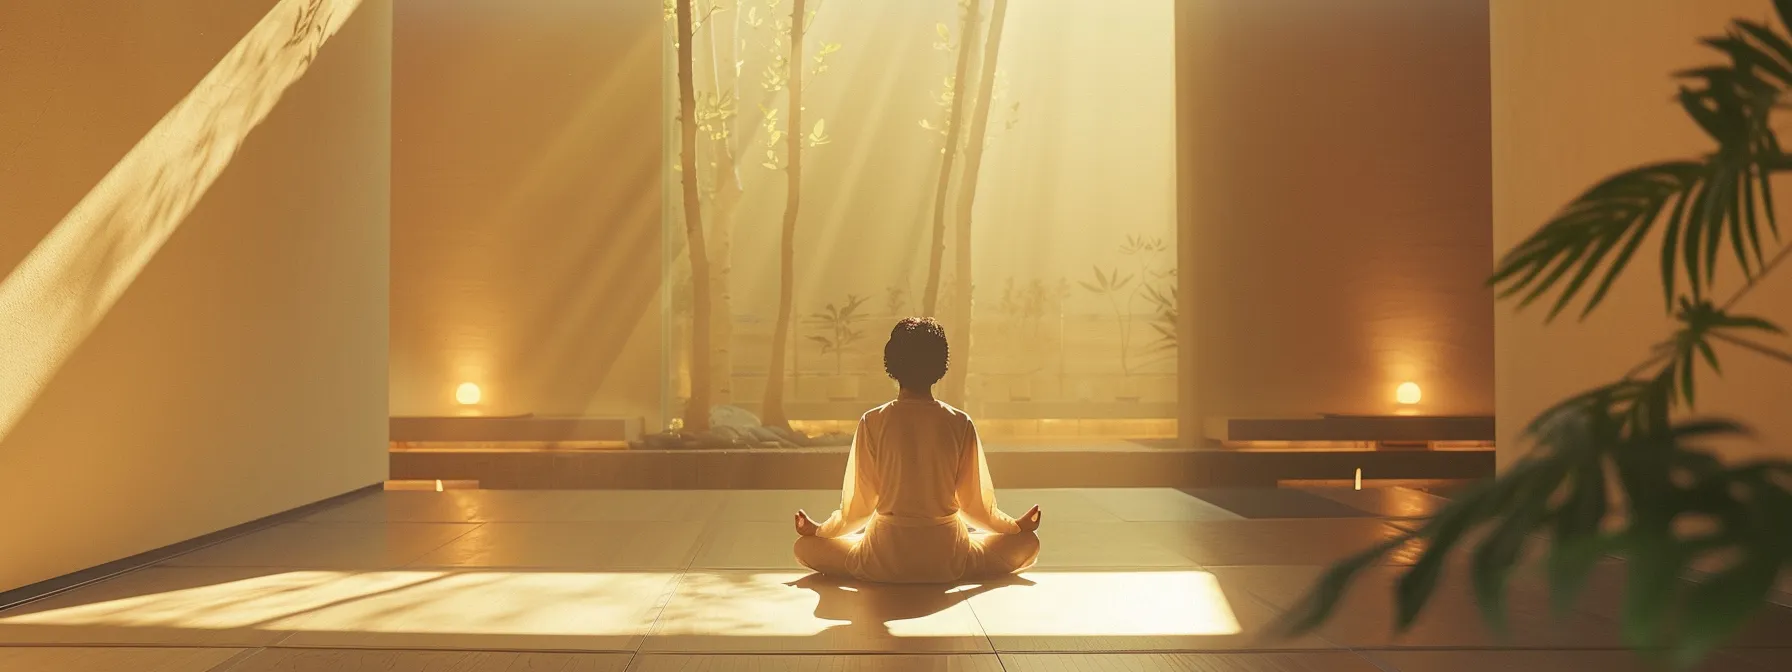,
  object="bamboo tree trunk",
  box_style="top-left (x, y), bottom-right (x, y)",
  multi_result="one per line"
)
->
top-left (942, 0), bottom-right (1007, 407)
top-left (710, 150), bottom-right (741, 405)
top-left (676, 0), bottom-right (713, 432)
top-left (707, 3), bottom-right (743, 405)
top-left (761, 0), bottom-right (806, 430)
top-left (920, 2), bottom-right (983, 318)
